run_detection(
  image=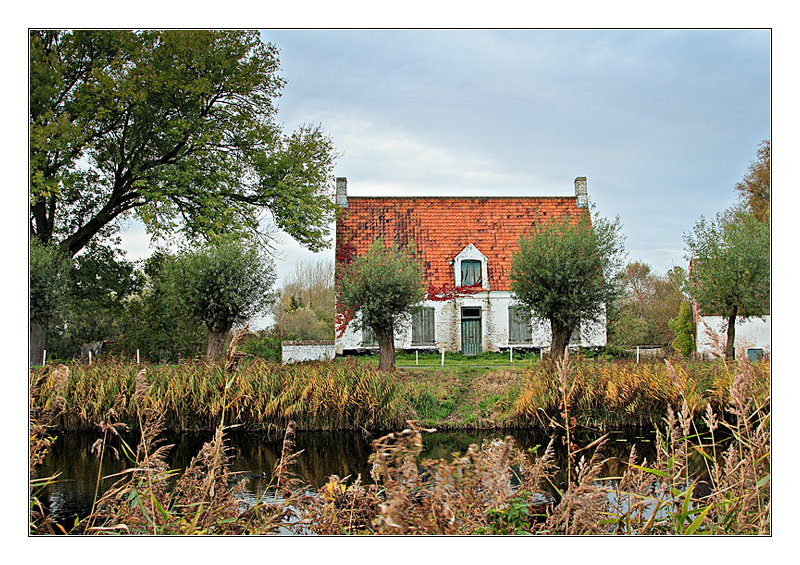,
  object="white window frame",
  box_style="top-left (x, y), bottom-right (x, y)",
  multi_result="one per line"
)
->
top-left (454, 244), bottom-right (489, 290)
